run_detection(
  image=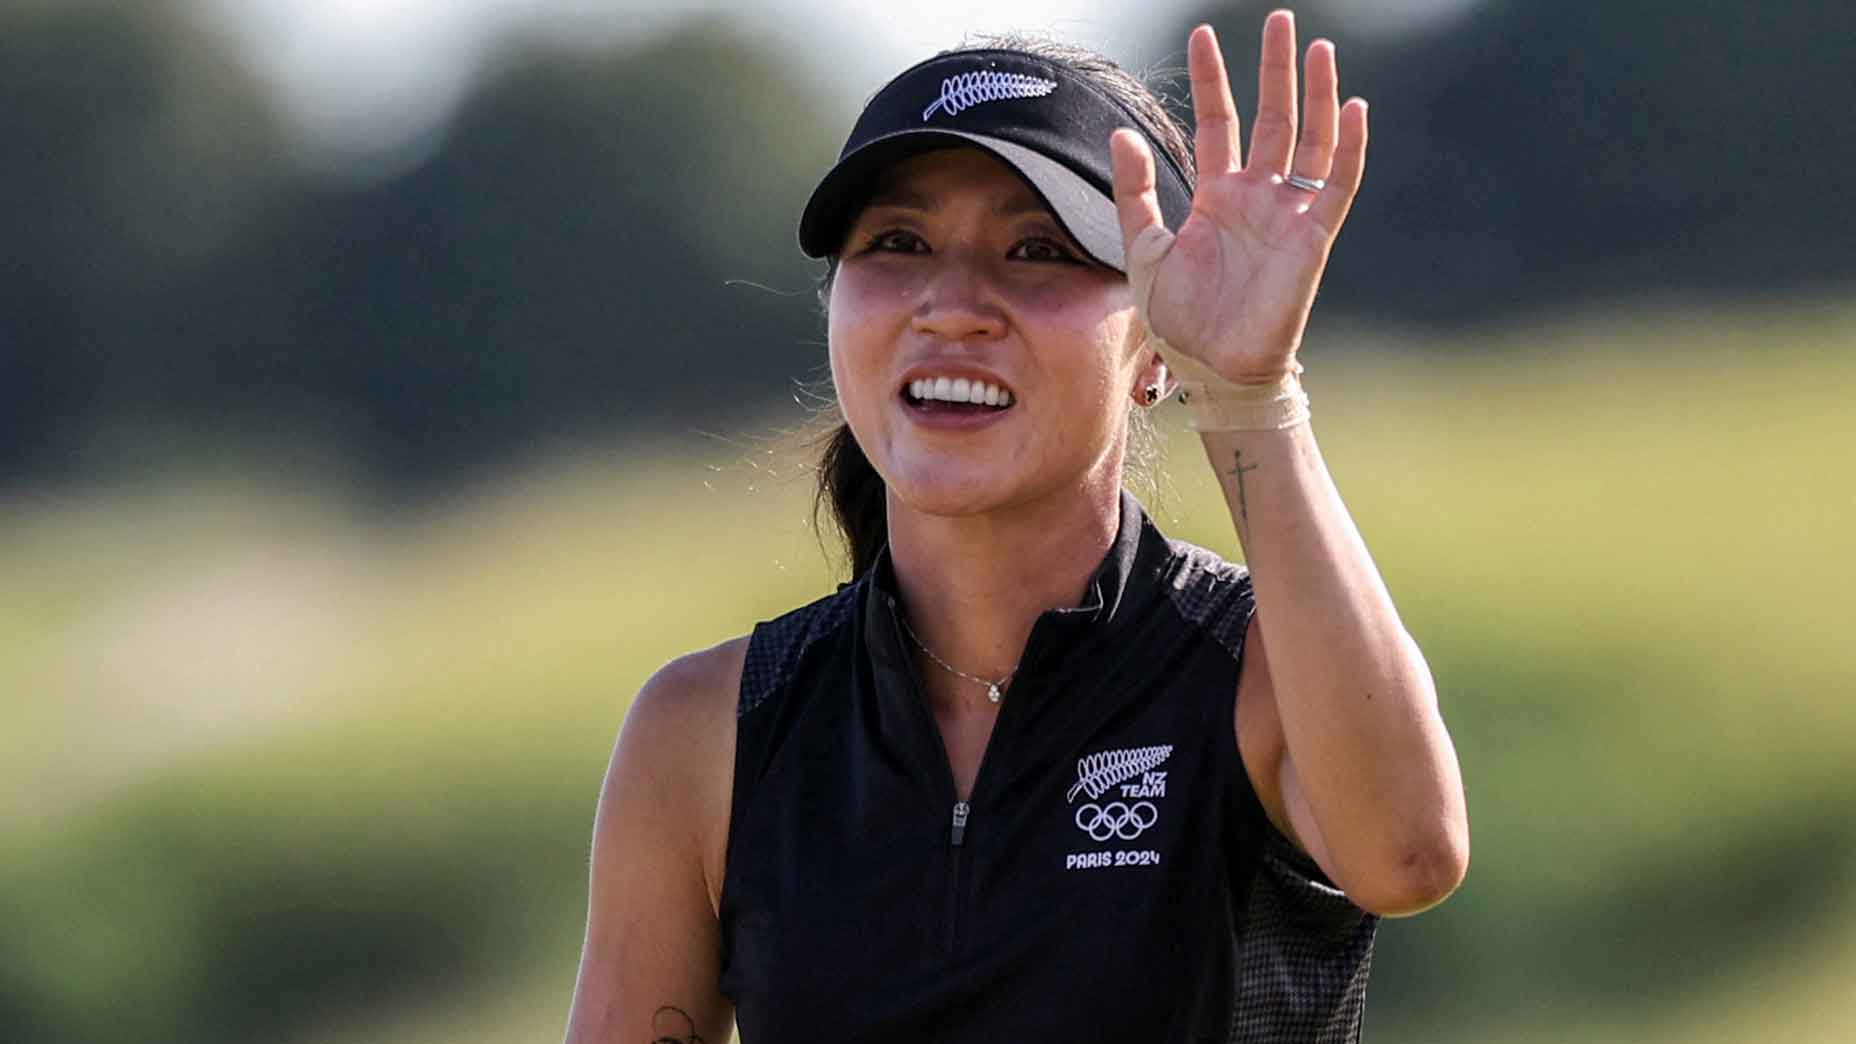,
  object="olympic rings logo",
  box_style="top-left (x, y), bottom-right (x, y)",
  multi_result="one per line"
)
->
top-left (1073, 801), bottom-right (1159, 841)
